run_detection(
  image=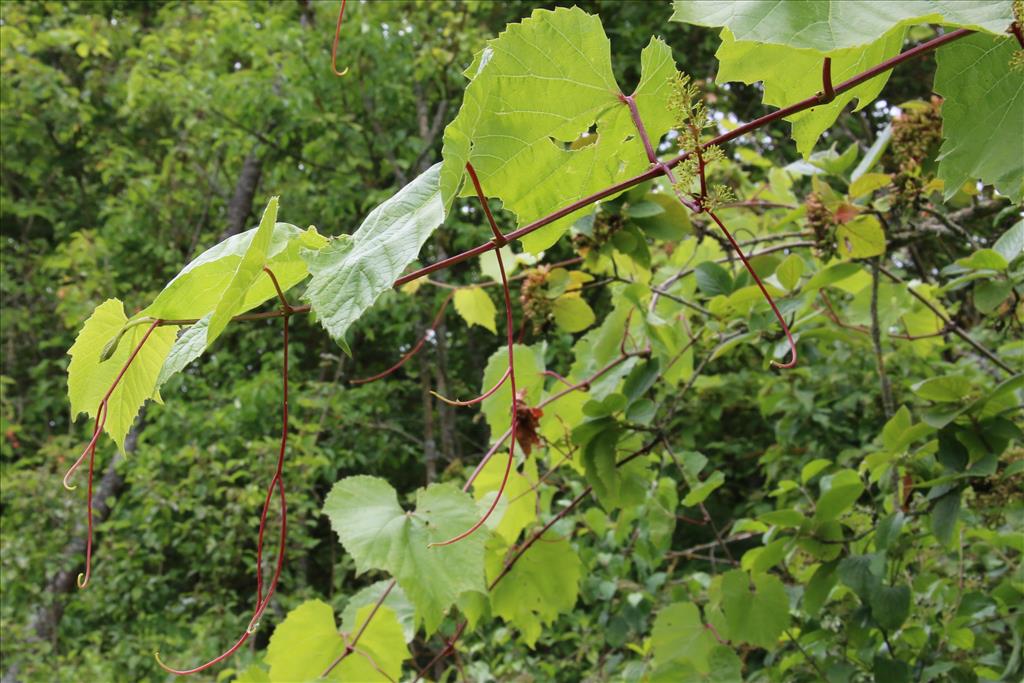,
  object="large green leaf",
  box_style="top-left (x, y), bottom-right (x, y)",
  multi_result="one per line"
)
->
top-left (67, 299), bottom-right (177, 452)
top-left (670, 1), bottom-right (1013, 52)
top-left (714, 27), bottom-right (904, 156)
top-left (205, 197), bottom-right (278, 345)
top-left (302, 164), bottom-right (445, 351)
top-left (934, 34), bottom-right (1024, 203)
top-left (441, 7), bottom-right (677, 253)
top-left (322, 475), bottom-right (486, 634)
top-left (487, 535), bottom-right (582, 647)
top-left (143, 217), bottom-right (325, 321)
top-left (720, 569), bottom-right (790, 649)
